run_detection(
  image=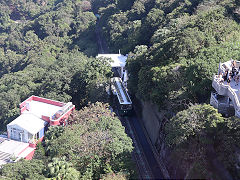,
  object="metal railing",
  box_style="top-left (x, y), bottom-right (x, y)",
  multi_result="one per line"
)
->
top-left (210, 92), bottom-right (218, 108)
top-left (50, 103), bottom-right (74, 122)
